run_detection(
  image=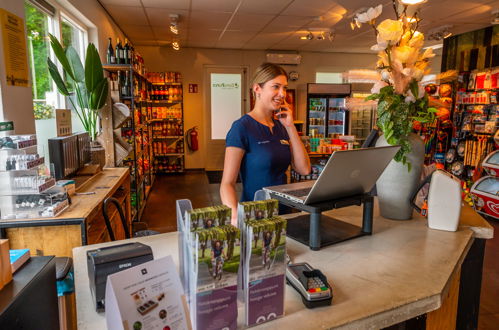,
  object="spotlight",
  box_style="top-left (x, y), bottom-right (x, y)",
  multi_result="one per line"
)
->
top-left (492, 9), bottom-right (499, 25)
top-left (317, 32), bottom-right (325, 40)
top-left (300, 32), bottom-right (313, 40)
top-left (169, 14), bottom-right (180, 35)
top-left (399, 0), bottom-right (427, 5)
top-left (172, 41), bottom-right (180, 50)
top-left (427, 25), bottom-right (453, 41)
